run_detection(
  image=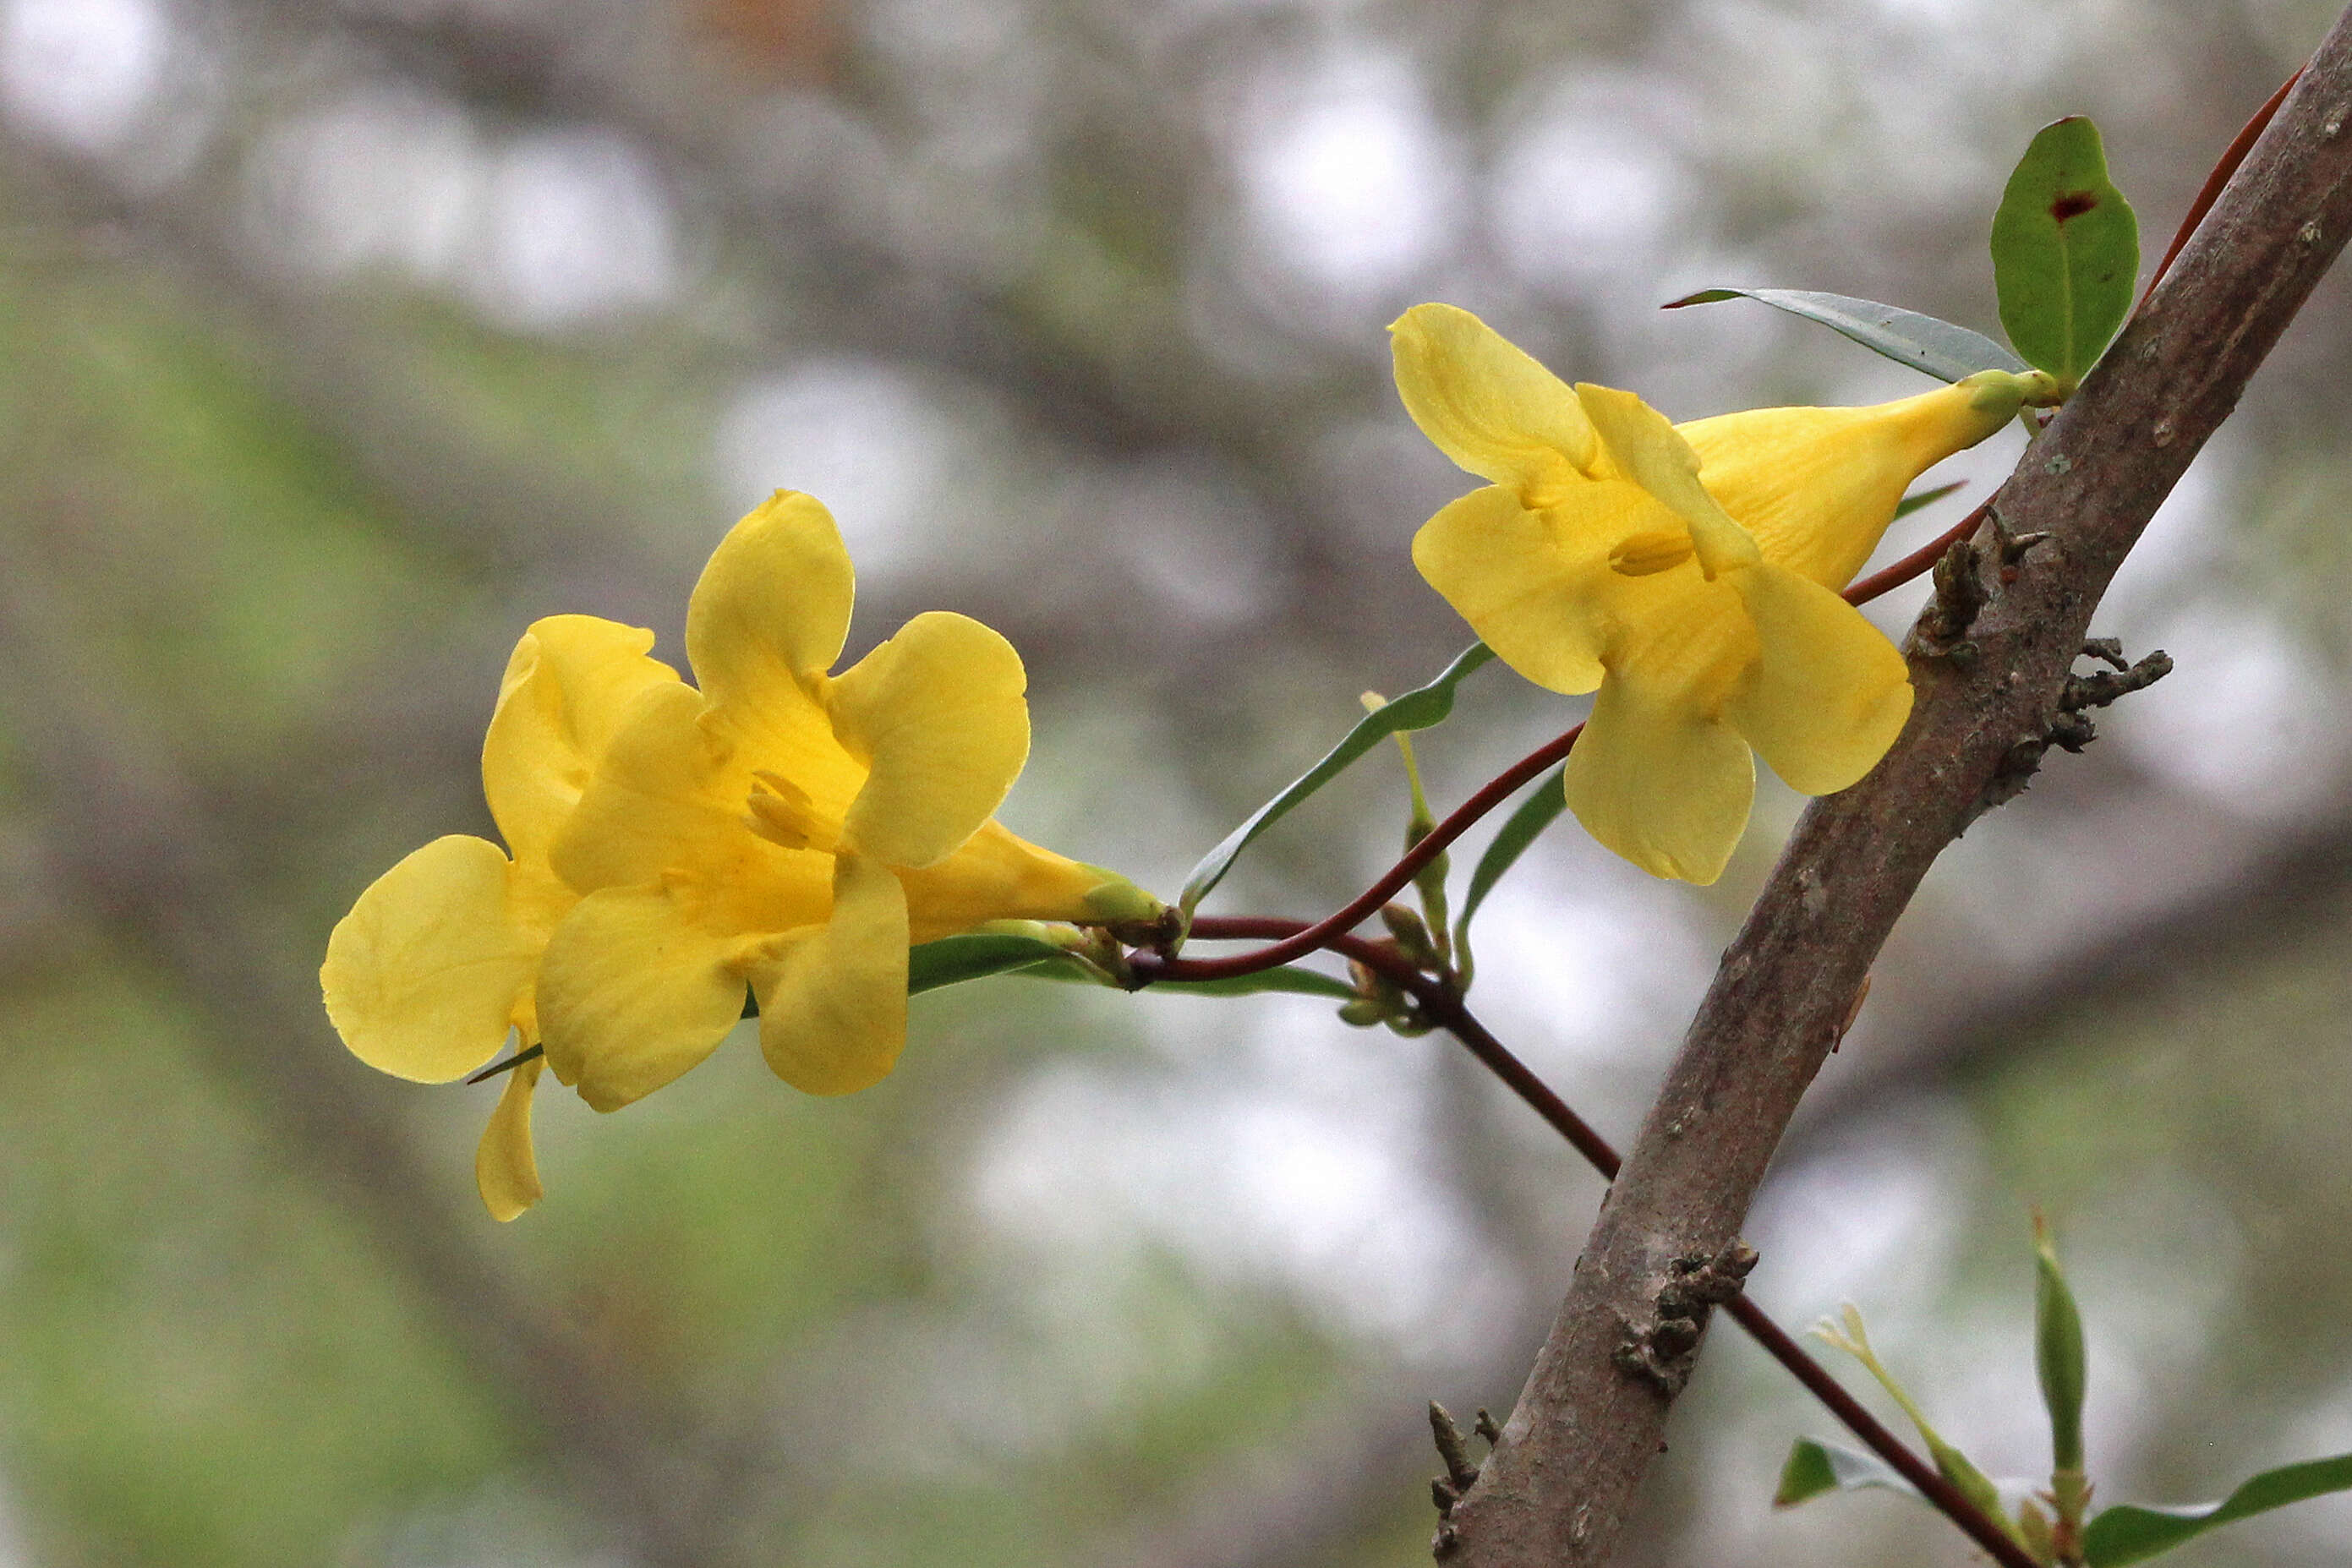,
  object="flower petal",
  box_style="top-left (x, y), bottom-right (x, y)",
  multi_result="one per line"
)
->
top-left (1413, 484), bottom-right (1660, 696)
top-left (321, 835), bottom-right (537, 1082)
top-left (829, 611), bottom-right (1030, 869)
top-left (1725, 562), bottom-right (1914, 796)
top-left (1563, 669), bottom-right (1755, 885)
top-left (1679, 380), bottom-right (2021, 588)
top-left (750, 853), bottom-right (910, 1095)
top-left (475, 1057), bottom-right (544, 1222)
top-left (482, 615), bottom-right (677, 866)
top-left (1389, 303), bottom-right (1597, 505)
top-left (552, 681), bottom-right (739, 893)
top-left (686, 491), bottom-right (861, 729)
top-left (1576, 384), bottom-right (1759, 577)
top-left (535, 884), bottom-right (747, 1112)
